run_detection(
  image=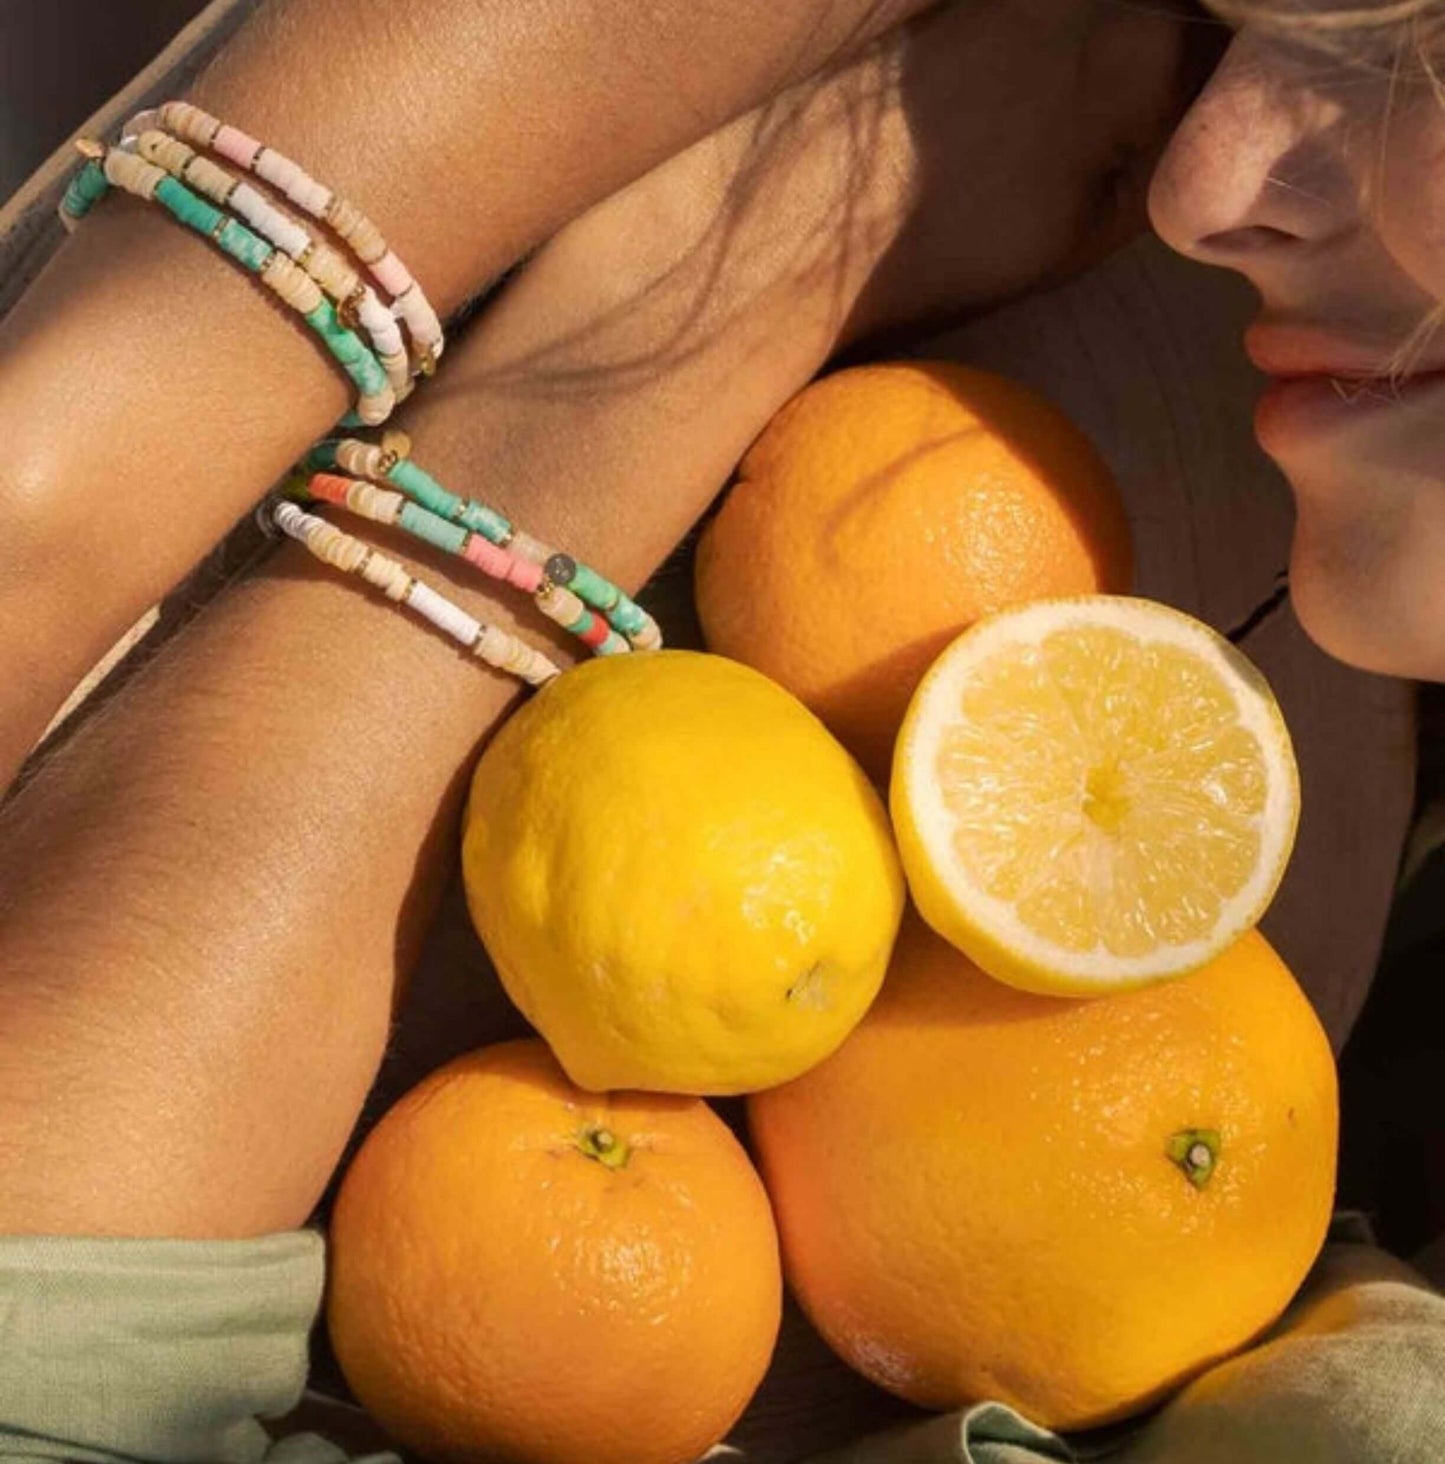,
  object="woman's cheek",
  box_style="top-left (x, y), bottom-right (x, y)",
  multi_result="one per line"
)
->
top-left (1377, 93), bottom-right (1445, 306)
